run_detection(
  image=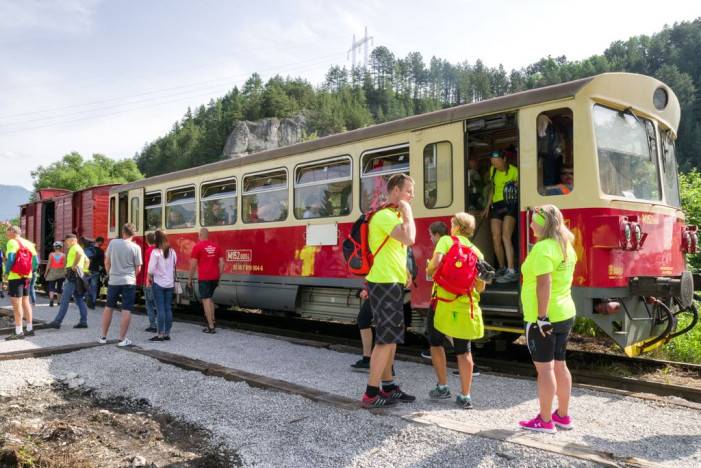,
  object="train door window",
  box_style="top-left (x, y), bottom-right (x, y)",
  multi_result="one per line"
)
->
top-left (660, 130), bottom-right (681, 207)
top-left (201, 178), bottom-right (237, 226)
top-left (593, 105), bottom-right (661, 201)
top-left (242, 169), bottom-right (288, 223)
top-left (130, 197), bottom-right (140, 231)
top-left (537, 109), bottom-right (573, 196)
top-left (109, 196), bottom-right (116, 233)
top-left (165, 186), bottom-right (196, 229)
top-left (423, 141), bottom-right (452, 208)
top-left (144, 191), bottom-right (162, 231)
top-left (360, 144), bottom-right (409, 212)
top-left (294, 157), bottom-right (352, 219)
top-left (118, 193), bottom-right (128, 229)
